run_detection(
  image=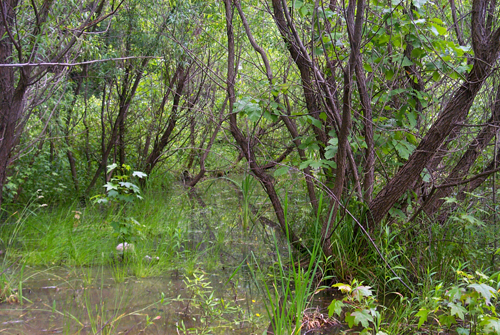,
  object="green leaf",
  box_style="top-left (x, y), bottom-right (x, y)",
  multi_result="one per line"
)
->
top-left (346, 312), bottom-right (355, 328)
top-left (350, 309), bottom-right (373, 328)
top-left (411, 47), bottom-right (426, 59)
top-left (353, 286), bottom-right (373, 301)
top-left (448, 302), bottom-right (467, 319)
top-left (402, 56), bottom-right (414, 67)
top-left (104, 183), bottom-right (119, 191)
top-left (439, 314), bottom-right (456, 328)
top-left (107, 163), bottom-right (118, 173)
top-left (385, 69), bottom-right (394, 80)
top-left (328, 300), bottom-right (346, 317)
top-left (468, 283), bottom-right (496, 304)
top-left (443, 196), bottom-right (457, 204)
top-left (407, 111), bottom-right (417, 128)
top-left (274, 166), bottom-right (289, 177)
top-left (416, 308), bottom-right (429, 329)
top-left (430, 23), bottom-right (447, 36)
top-left (309, 117), bottom-right (323, 129)
top-left (299, 160), bottom-right (313, 170)
top-left (480, 317), bottom-right (500, 334)
top-left (363, 63), bottom-right (373, 72)
top-left (432, 71), bottom-right (441, 81)
top-left (393, 140), bottom-right (413, 160)
top-left (325, 145), bottom-right (337, 159)
top-left (107, 190), bottom-right (119, 198)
